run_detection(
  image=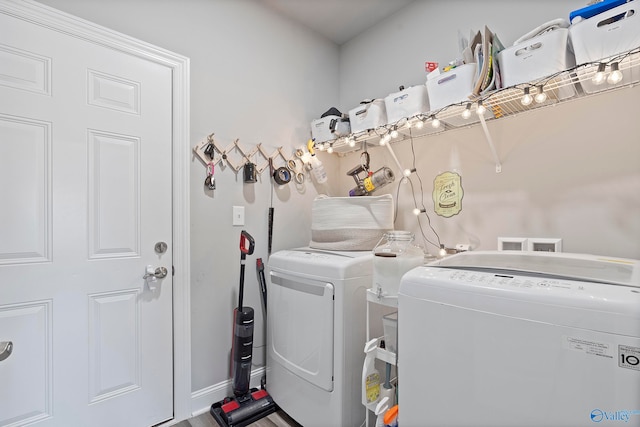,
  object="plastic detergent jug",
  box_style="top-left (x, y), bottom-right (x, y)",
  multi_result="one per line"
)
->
top-left (373, 231), bottom-right (423, 296)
